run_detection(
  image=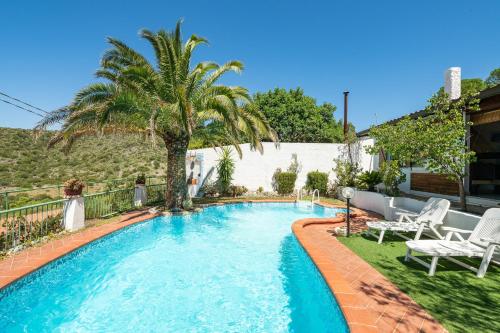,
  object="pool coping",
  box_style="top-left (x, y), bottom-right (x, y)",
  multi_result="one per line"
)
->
top-left (292, 215), bottom-right (380, 333)
top-left (0, 199), bottom-right (375, 332)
